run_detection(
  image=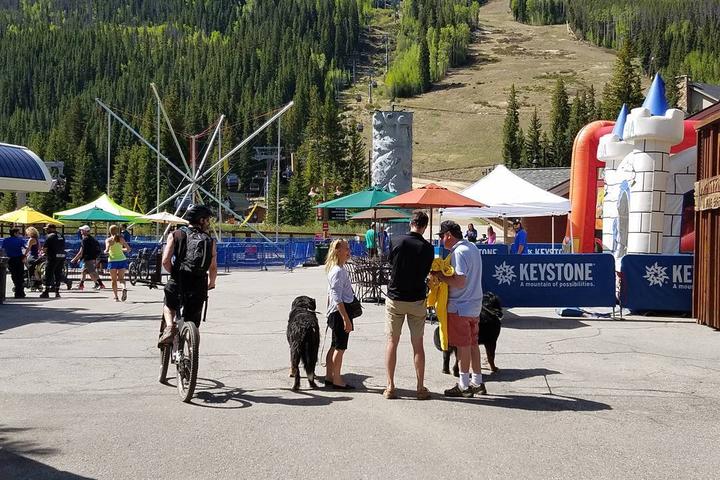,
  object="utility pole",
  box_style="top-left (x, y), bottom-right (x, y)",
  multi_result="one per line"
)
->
top-left (156, 98), bottom-right (161, 237)
top-left (107, 113), bottom-right (111, 195)
top-left (276, 120), bottom-right (281, 242)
